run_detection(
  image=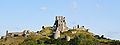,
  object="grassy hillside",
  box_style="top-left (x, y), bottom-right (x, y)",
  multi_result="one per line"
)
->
top-left (0, 27), bottom-right (120, 45)
top-left (0, 36), bottom-right (25, 45)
